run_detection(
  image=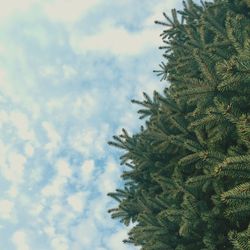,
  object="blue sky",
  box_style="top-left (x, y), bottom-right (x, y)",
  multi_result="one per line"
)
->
top-left (0, 0), bottom-right (184, 249)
